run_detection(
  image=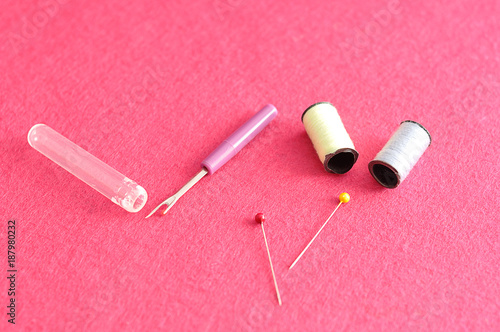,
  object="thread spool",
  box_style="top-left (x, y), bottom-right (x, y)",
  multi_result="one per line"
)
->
top-left (302, 102), bottom-right (358, 174)
top-left (368, 120), bottom-right (431, 188)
